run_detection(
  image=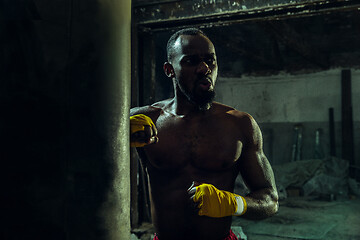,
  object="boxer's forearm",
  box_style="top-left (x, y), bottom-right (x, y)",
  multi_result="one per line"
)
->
top-left (242, 187), bottom-right (279, 220)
